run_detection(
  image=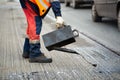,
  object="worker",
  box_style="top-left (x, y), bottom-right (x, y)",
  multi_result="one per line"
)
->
top-left (19, 0), bottom-right (64, 63)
